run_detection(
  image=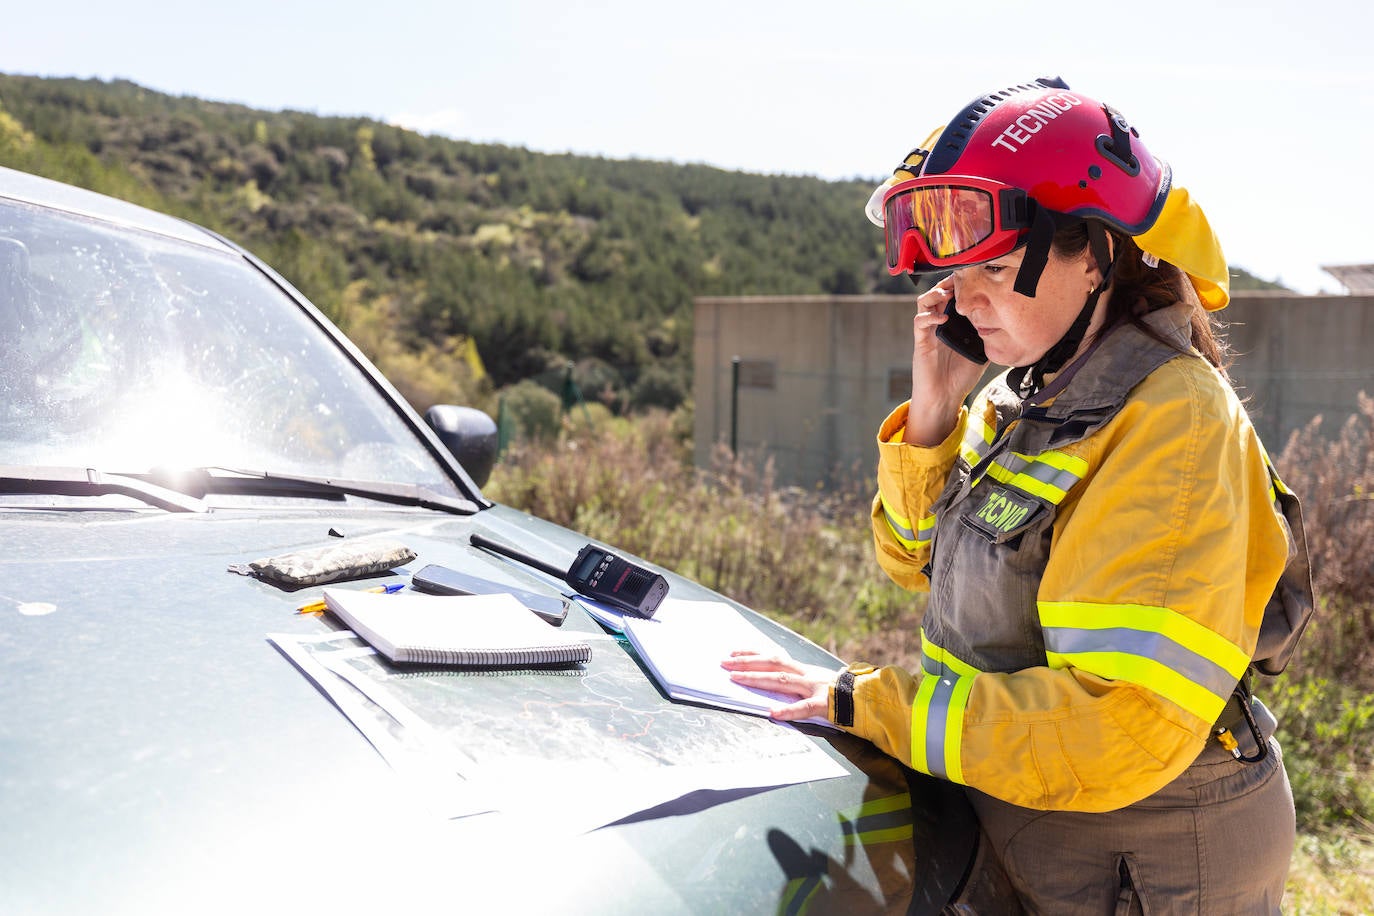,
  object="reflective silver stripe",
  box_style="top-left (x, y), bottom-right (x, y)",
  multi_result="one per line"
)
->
top-left (883, 503), bottom-right (917, 544)
top-left (961, 416), bottom-right (994, 465)
top-left (922, 675), bottom-right (960, 781)
top-left (1043, 625), bottom-right (1237, 704)
top-left (1000, 452), bottom-right (1083, 495)
top-left (921, 631), bottom-right (982, 678)
top-left (978, 450), bottom-right (1085, 504)
top-left (915, 633), bottom-right (976, 783)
